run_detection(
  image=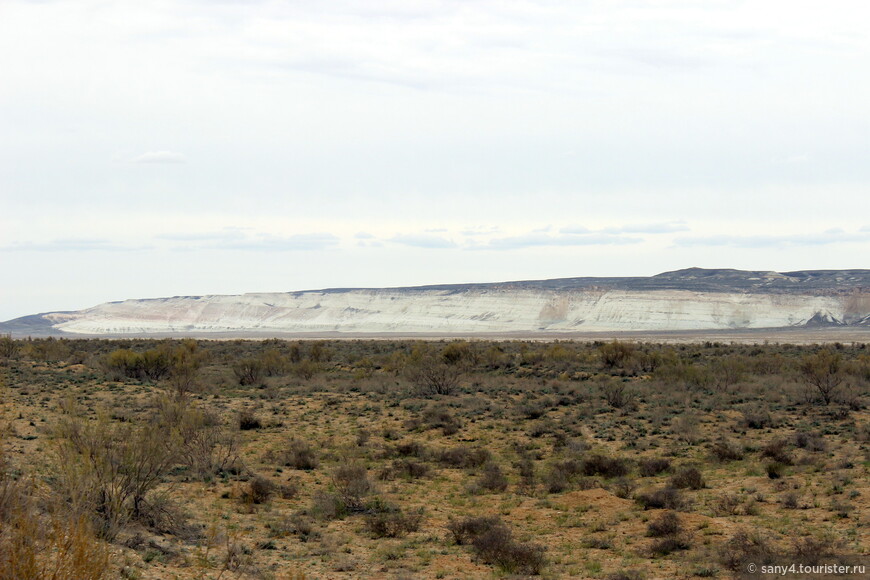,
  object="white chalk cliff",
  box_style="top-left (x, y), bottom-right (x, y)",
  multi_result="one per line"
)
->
top-left (3, 268), bottom-right (869, 336)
